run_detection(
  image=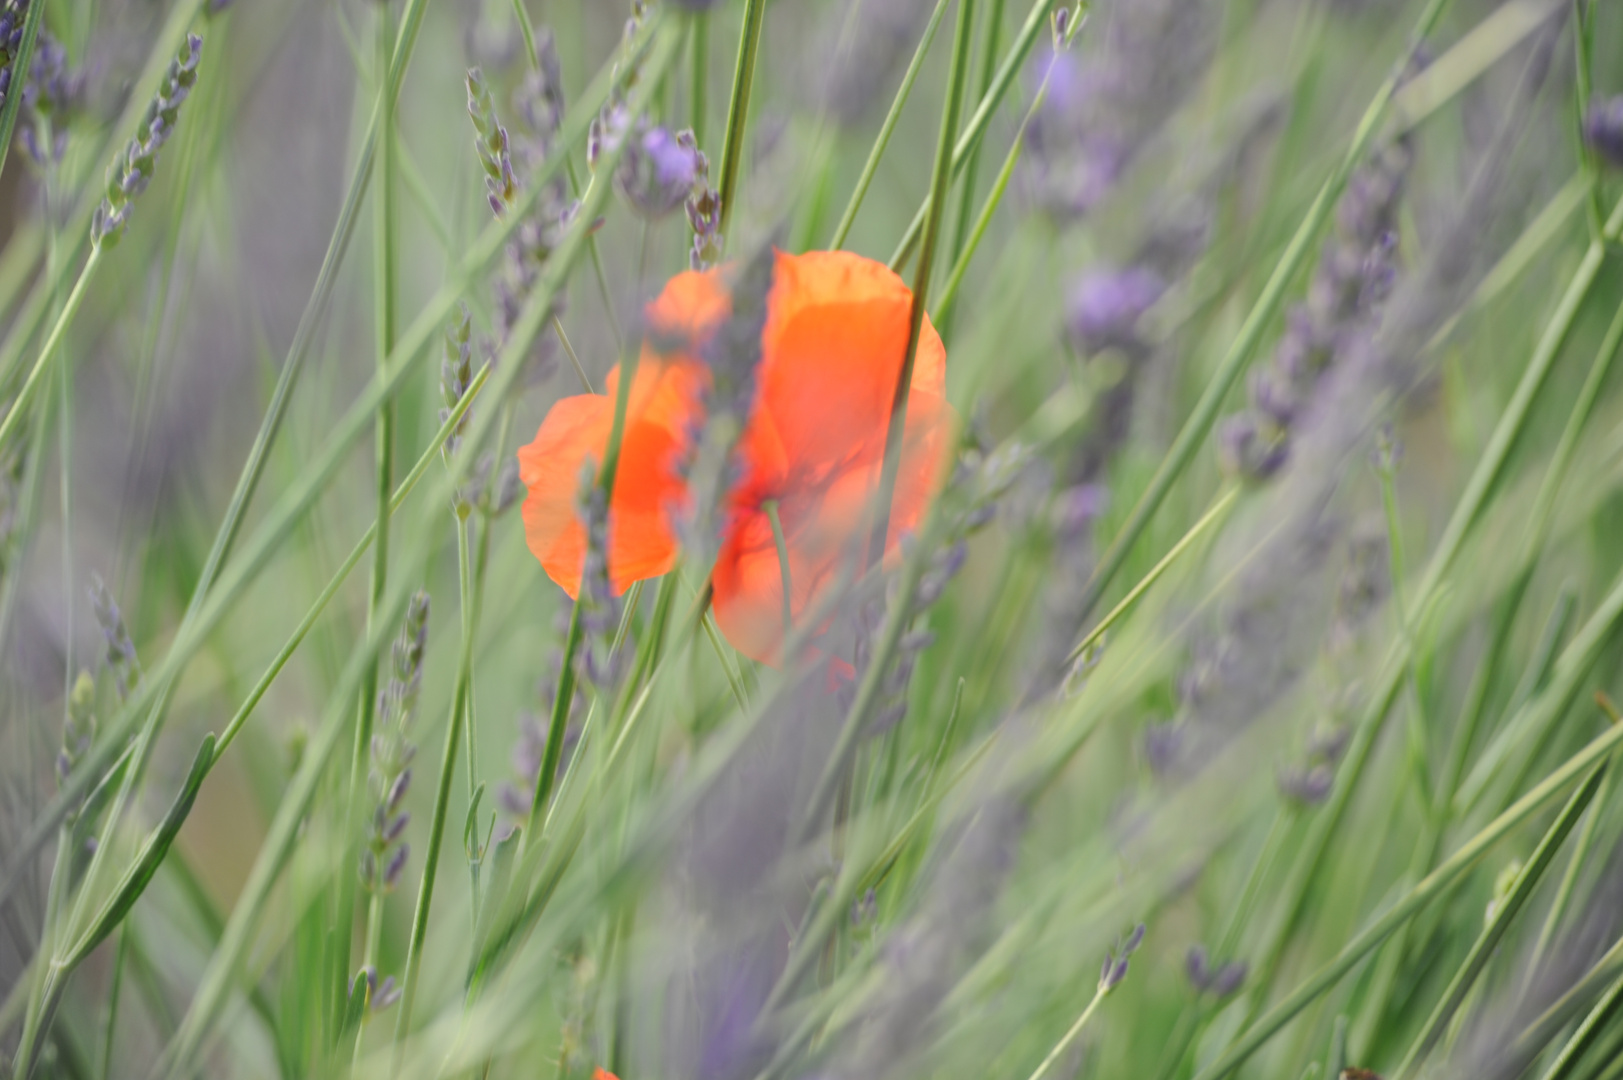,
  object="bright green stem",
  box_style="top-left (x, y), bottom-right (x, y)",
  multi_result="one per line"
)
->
top-left (1071, 0), bottom-right (1455, 628)
top-left (764, 499), bottom-right (792, 638)
top-left (867, 0), bottom-right (975, 569)
top-left (1068, 485), bottom-right (1237, 664)
top-left (1244, 193), bottom-right (1623, 1016)
top-left (345, 1), bottom-right (402, 1032)
top-left (1535, 972), bottom-right (1623, 1080)
top-left (213, 364), bottom-right (488, 762)
top-left (945, 0), bottom-right (1006, 281)
top-left (0, 4), bottom-right (643, 919)
top-left (391, 569), bottom-right (472, 1061)
top-left (828, 0), bottom-right (952, 250)
top-left (0, 246), bottom-right (101, 453)
top-left (1392, 764), bottom-right (1608, 1079)
top-left (1190, 684), bottom-right (1623, 1080)
top-left (152, 23), bottom-right (683, 1073)
top-left (716, 0), bottom-right (766, 239)
top-left (690, 10), bottom-right (708, 150)
top-left (887, 0), bottom-right (1052, 272)
top-left (1027, 984), bottom-right (1110, 1080)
